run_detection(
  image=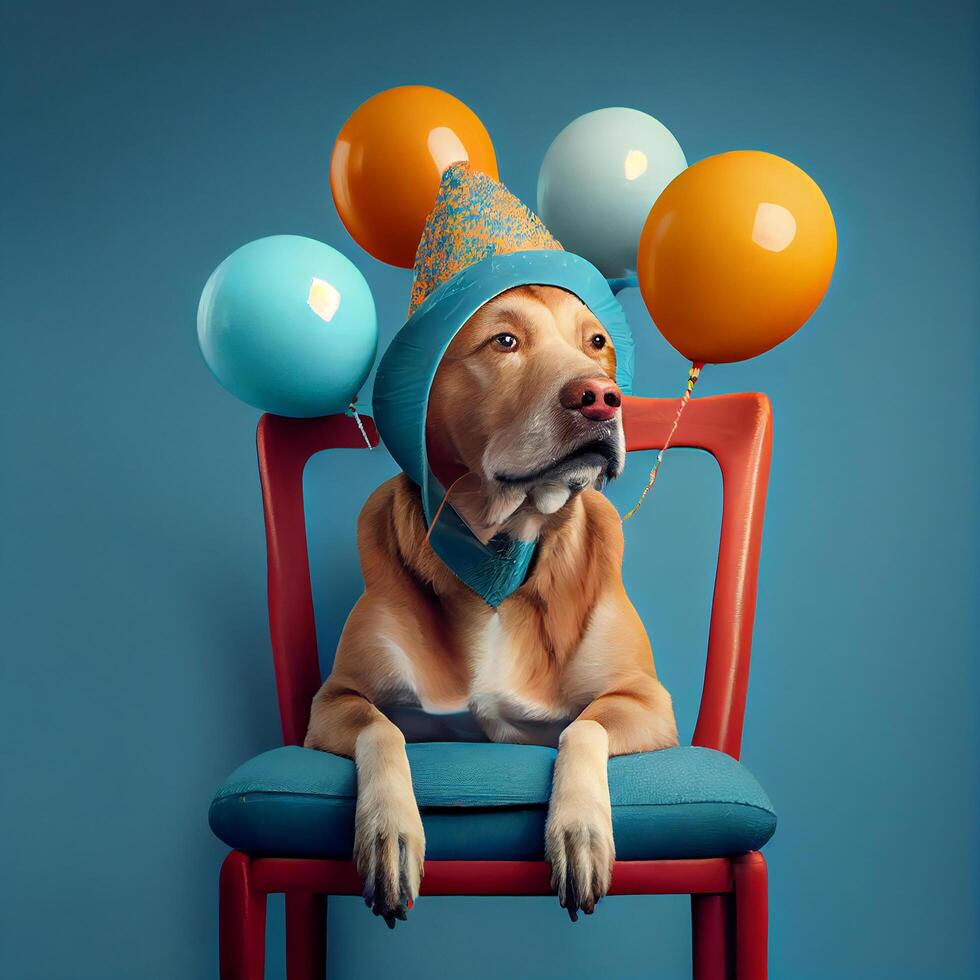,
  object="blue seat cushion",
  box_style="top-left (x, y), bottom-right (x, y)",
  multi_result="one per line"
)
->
top-left (210, 743), bottom-right (775, 860)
